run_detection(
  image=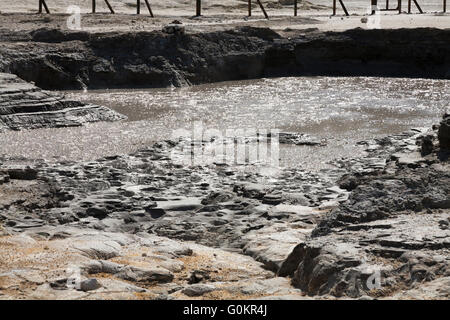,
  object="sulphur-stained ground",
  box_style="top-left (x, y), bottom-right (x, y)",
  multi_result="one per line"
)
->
top-left (0, 227), bottom-right (312, 300)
